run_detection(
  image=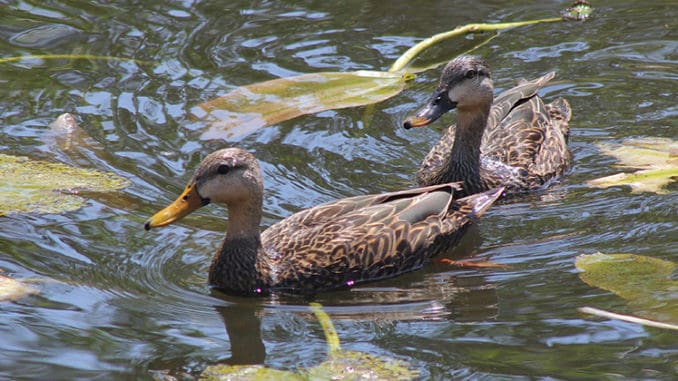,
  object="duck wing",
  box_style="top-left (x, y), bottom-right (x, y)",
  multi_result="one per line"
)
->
top-left (481, 72), bottom-right (556, 165)
top-left (263, 182), bottom-right (460, 237)
top-left (483, 75), bottom-right (572, 182)
top-left (531, 97), bottom-right (572, 179)
top-left (260, 184), bottom-right (503, 292)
